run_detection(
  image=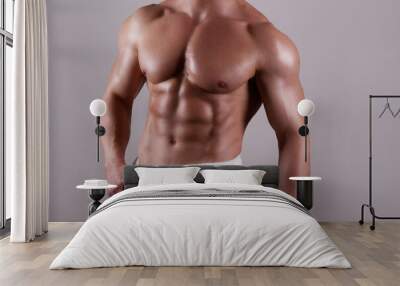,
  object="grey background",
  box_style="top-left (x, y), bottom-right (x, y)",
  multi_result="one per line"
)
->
top-left (47, 0), bottom-right (400, 222)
